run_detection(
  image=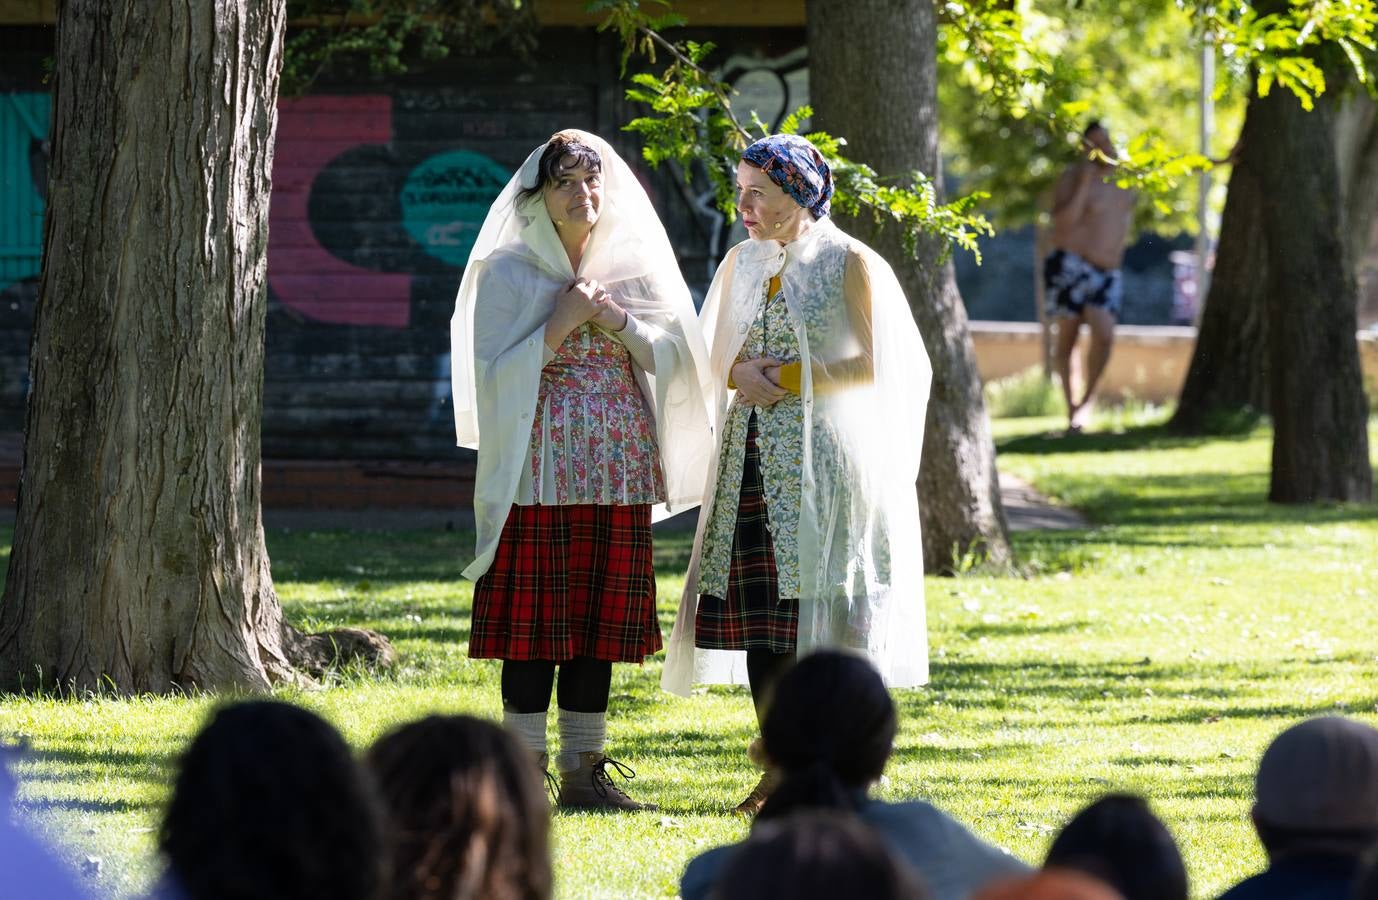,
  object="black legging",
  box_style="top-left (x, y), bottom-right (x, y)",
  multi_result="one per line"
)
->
top-left (501, 656), bottom-right (612, 714)
top-left (746, 648), bottom-right (795, 728)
